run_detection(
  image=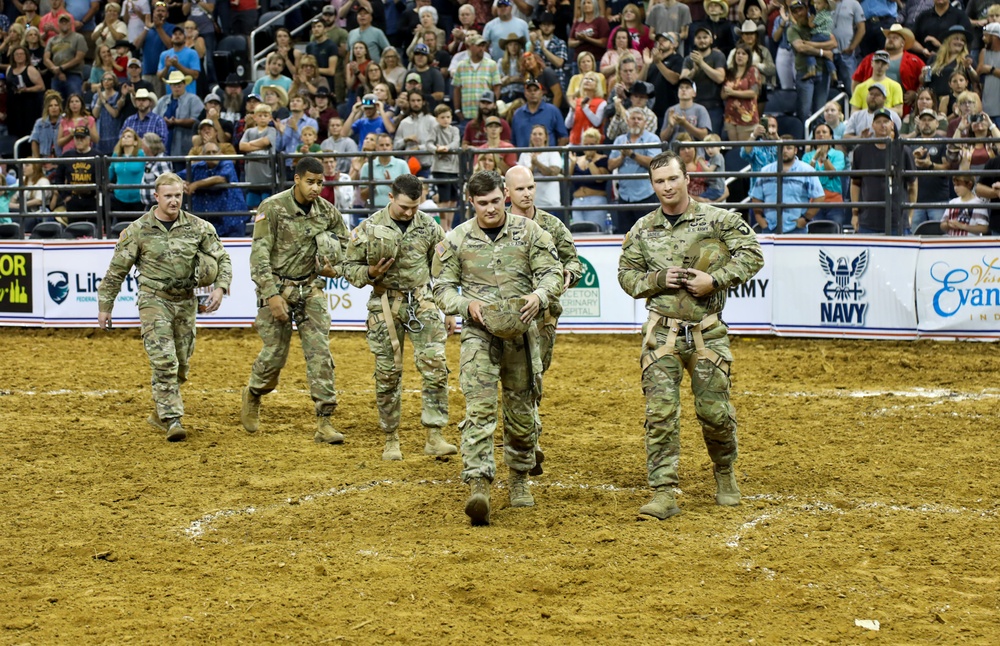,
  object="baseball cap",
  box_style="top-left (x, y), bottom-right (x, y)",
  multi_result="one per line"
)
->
top-left (413, 43), bottom-right (430, 55)
top-left (986, 23), bottom-right (1000, 37)
top-left (497, 0), bottom-right (512, 6)
top-left (678, 77), bottom-right (697, 93)
top-left (628, 81), bottom-right (652, 97)
top-left (656, 32), bottom-right (676, 44)
top-left (480, 90), bottom-right (496, 103)
top-left (322, 4), bottom-right (336, 14)
top-left (694, 25), bottom-right (713, 38)
top-left (127, 58), bottom-right (141, 67)
top-left (204, 93), bottom-right (222, 104)
top-left (873, 50), bottom-right (890, 63)
top-left (917, 108), bottom-right (938, 119)
top-left (525, 77), bottom-right (541, 88)
top-left (58, 13), bottom-right (71, 21)
top-left (869, 82), bottom-right (887, 96)
top-left (484, 116), bottom-right (502, 126)
top-left (361, 93), bottom-right (377, 106)
top-left (247, 92), bottom-right (262, 102)
top-left (172, 26), bottom-right (184, 35)
top-left (405, 72), bottom-right (422, 84)
top-left (73, 126), bottom-right (90, 137)
top-left (788, 0), bottom-right (806, 9)
top-left (465, 33), bottom-right (486, 46)
top-left (313, 86), bottom-right (331, 97)
top-left (199, 118), bottom-right (217, 129)
top-left (537, 11), bottom-right (556, 24)
top-left (872, 107), bottom-right (894, 121)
